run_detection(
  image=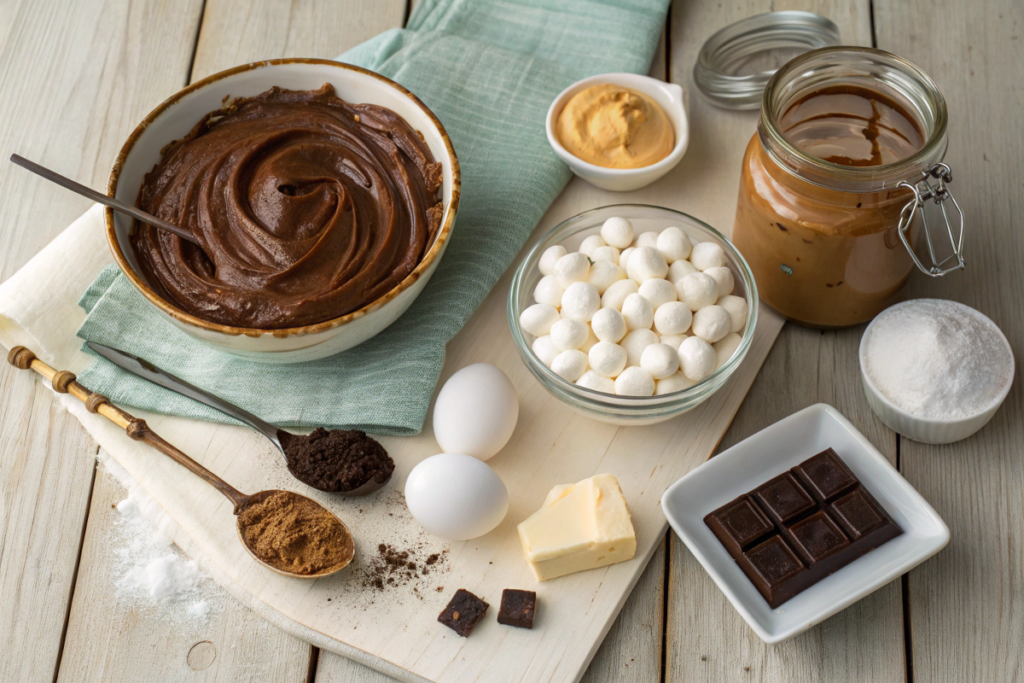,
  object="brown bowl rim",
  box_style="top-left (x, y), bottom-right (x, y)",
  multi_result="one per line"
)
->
top-left (106, 58), bottom-right (462, 339)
